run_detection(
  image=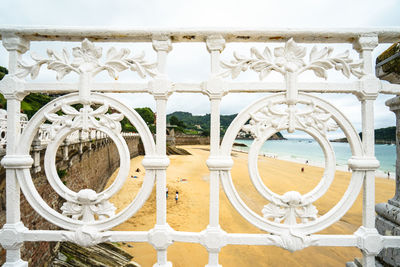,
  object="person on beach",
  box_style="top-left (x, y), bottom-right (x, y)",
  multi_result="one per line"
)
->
top-left (166, 187), bottom-right (169, 199)
top-left (175, 191), bottom-right (179, 203)
top-left (388, 172), bottom-right (390, 179)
